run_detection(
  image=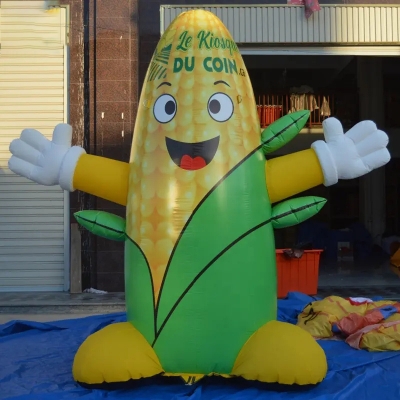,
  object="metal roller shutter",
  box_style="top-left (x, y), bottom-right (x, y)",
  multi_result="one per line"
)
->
top-left (161, 5), bottom-right (400, 45)
top-left (0, 1), bottom-right (69, 292)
